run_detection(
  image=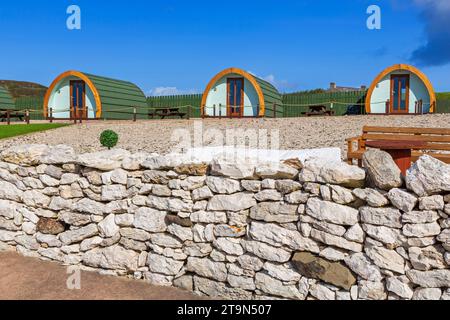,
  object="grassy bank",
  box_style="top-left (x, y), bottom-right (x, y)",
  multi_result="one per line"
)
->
top-left (0, 123), bottom-right (69, 140)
